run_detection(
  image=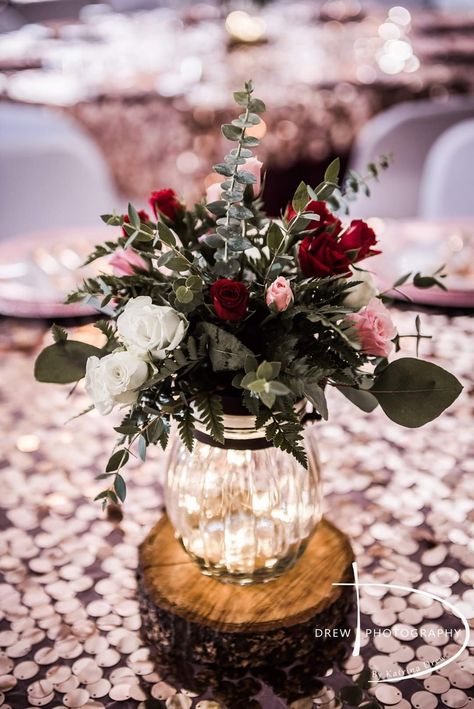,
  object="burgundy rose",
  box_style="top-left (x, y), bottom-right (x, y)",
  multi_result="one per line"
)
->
top-left (149, 189), bottom-right (182, 221)
top-left (210, 279), bottom-right (249, 321)
top-left (285, 200), bottom-right (342, 235)
top-left (339, 220), bottom-right (380, 262)
top-left (121, 209), bottom-right (150, 236)
top-left (299, 232), bottom-right (351, 278)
